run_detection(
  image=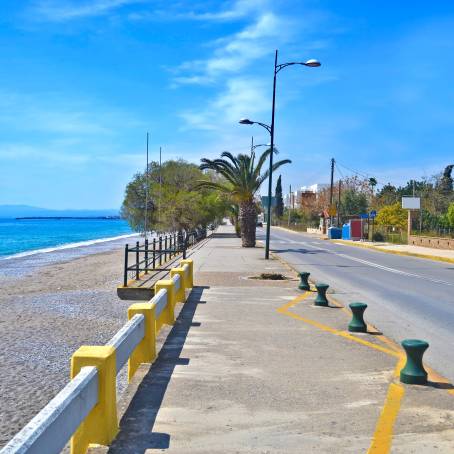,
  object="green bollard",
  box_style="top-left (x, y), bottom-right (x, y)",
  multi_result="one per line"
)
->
top-left (348, 302), bottom-right (368, 332)
top-left (400, 339), bottom-right (429, 385)
top-left (314, 283), bottom-right (329, 306)
top-left (298, 272), bottom-right (311, 291)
